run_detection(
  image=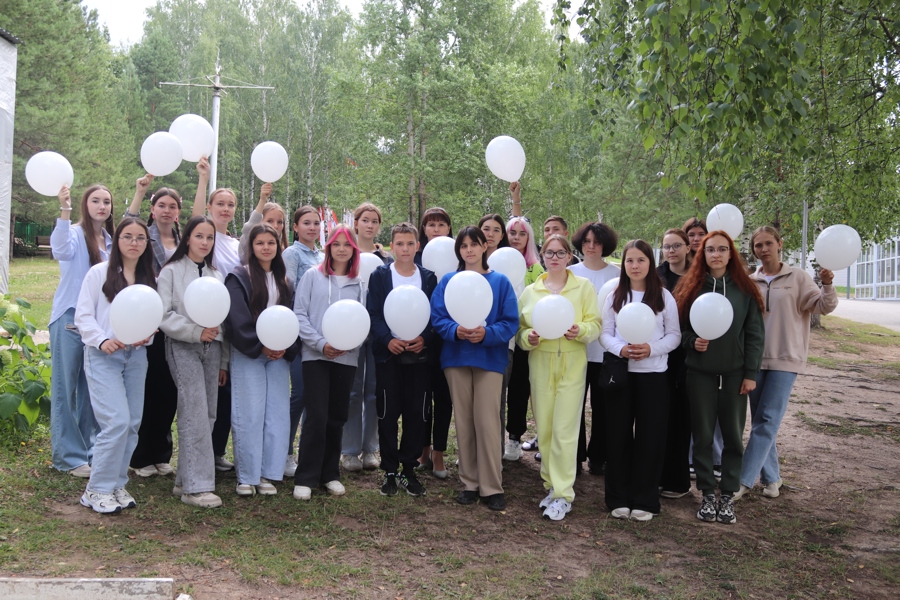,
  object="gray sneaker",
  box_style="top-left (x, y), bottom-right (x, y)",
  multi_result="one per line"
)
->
top-left (697, 494), bottom-right (717, 522)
